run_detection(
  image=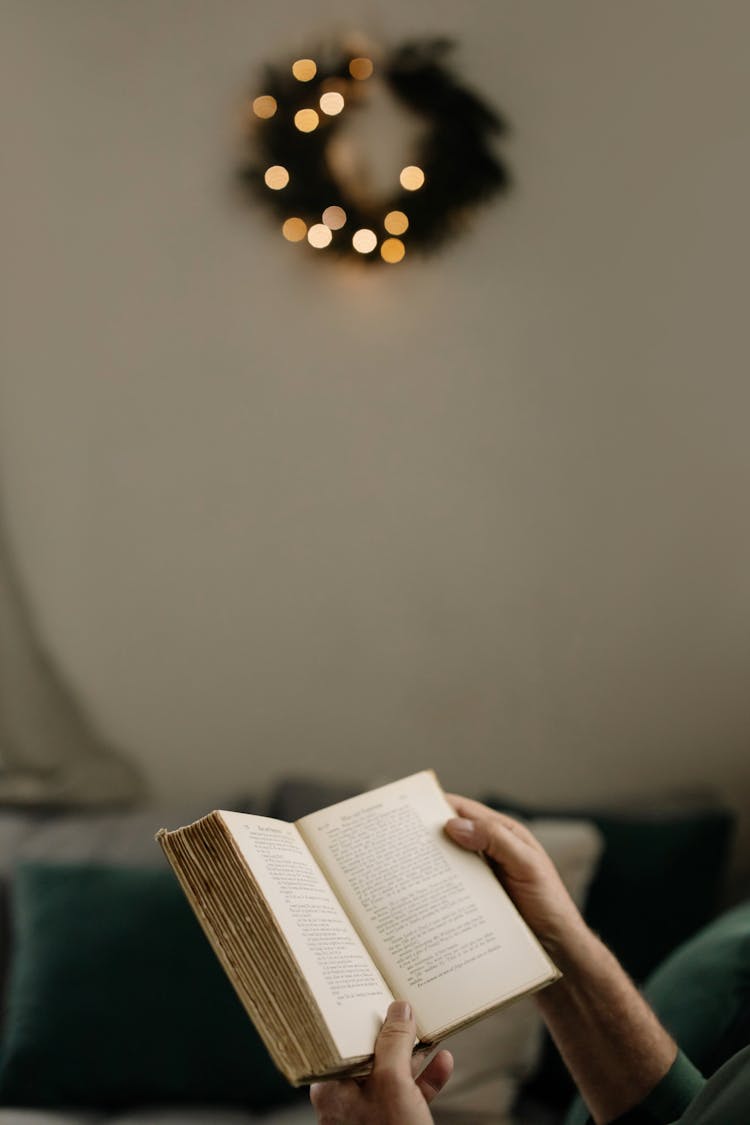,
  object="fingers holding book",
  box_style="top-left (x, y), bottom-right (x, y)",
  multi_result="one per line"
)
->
top-left (443, 793), bottom-right (591, 961)
top-left (413, 1048), bottom-right (454, 1106)
top-left (310, 1001), bottom-right (453, 1125)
